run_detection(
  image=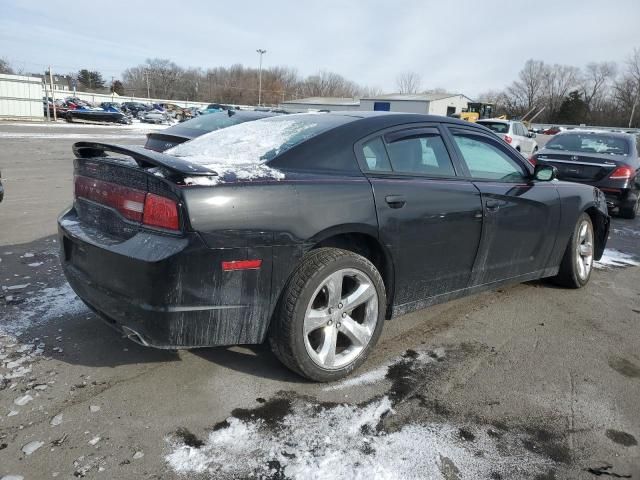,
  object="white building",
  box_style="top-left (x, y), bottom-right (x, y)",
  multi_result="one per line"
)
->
top-left (278, 97), bottom-right (360, 113)
top-left (359, 93), bottom-right (473, 116)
